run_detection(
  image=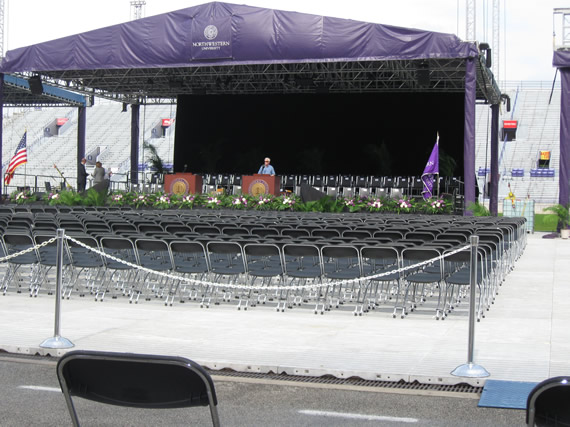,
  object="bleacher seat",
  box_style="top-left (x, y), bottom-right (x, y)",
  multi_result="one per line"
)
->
top-left (511, 168), bottom-right (525, 178)
top-left (478, 167), bottom-right (491, 177)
